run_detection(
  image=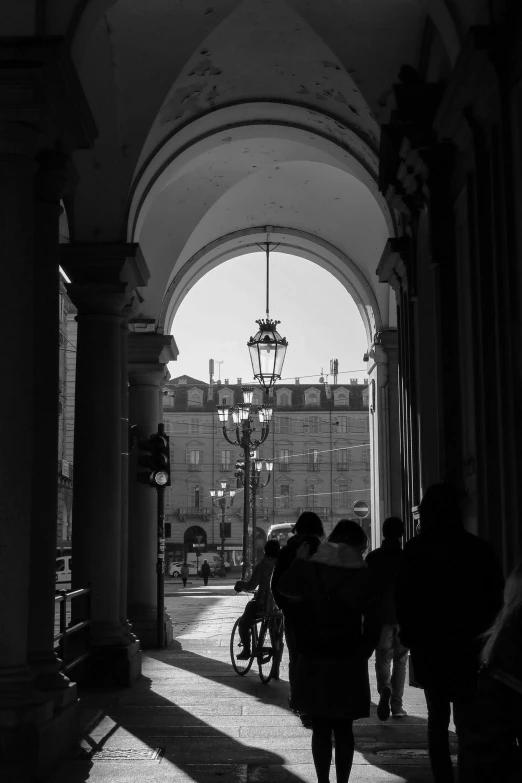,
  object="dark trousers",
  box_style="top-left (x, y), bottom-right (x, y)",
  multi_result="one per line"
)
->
top-left (182, 578), bottom-right (187, 587)
top-left (284, 622), bottom-right (299, 697)
top-left (311, 717), bottom-right (354, 783)
top-left (238, 600), bottom-right (258, 650)
top-left (203, 576), bottom-right (209, 585)
top-left (424, 688), bottom-right (469, 783)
